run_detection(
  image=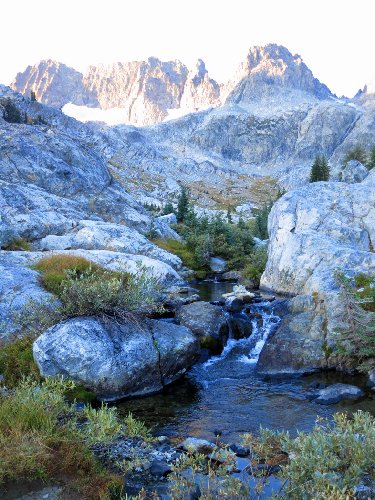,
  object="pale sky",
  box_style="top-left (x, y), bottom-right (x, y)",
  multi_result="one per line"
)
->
top-left (2, 0), bottom-right (374, 97)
